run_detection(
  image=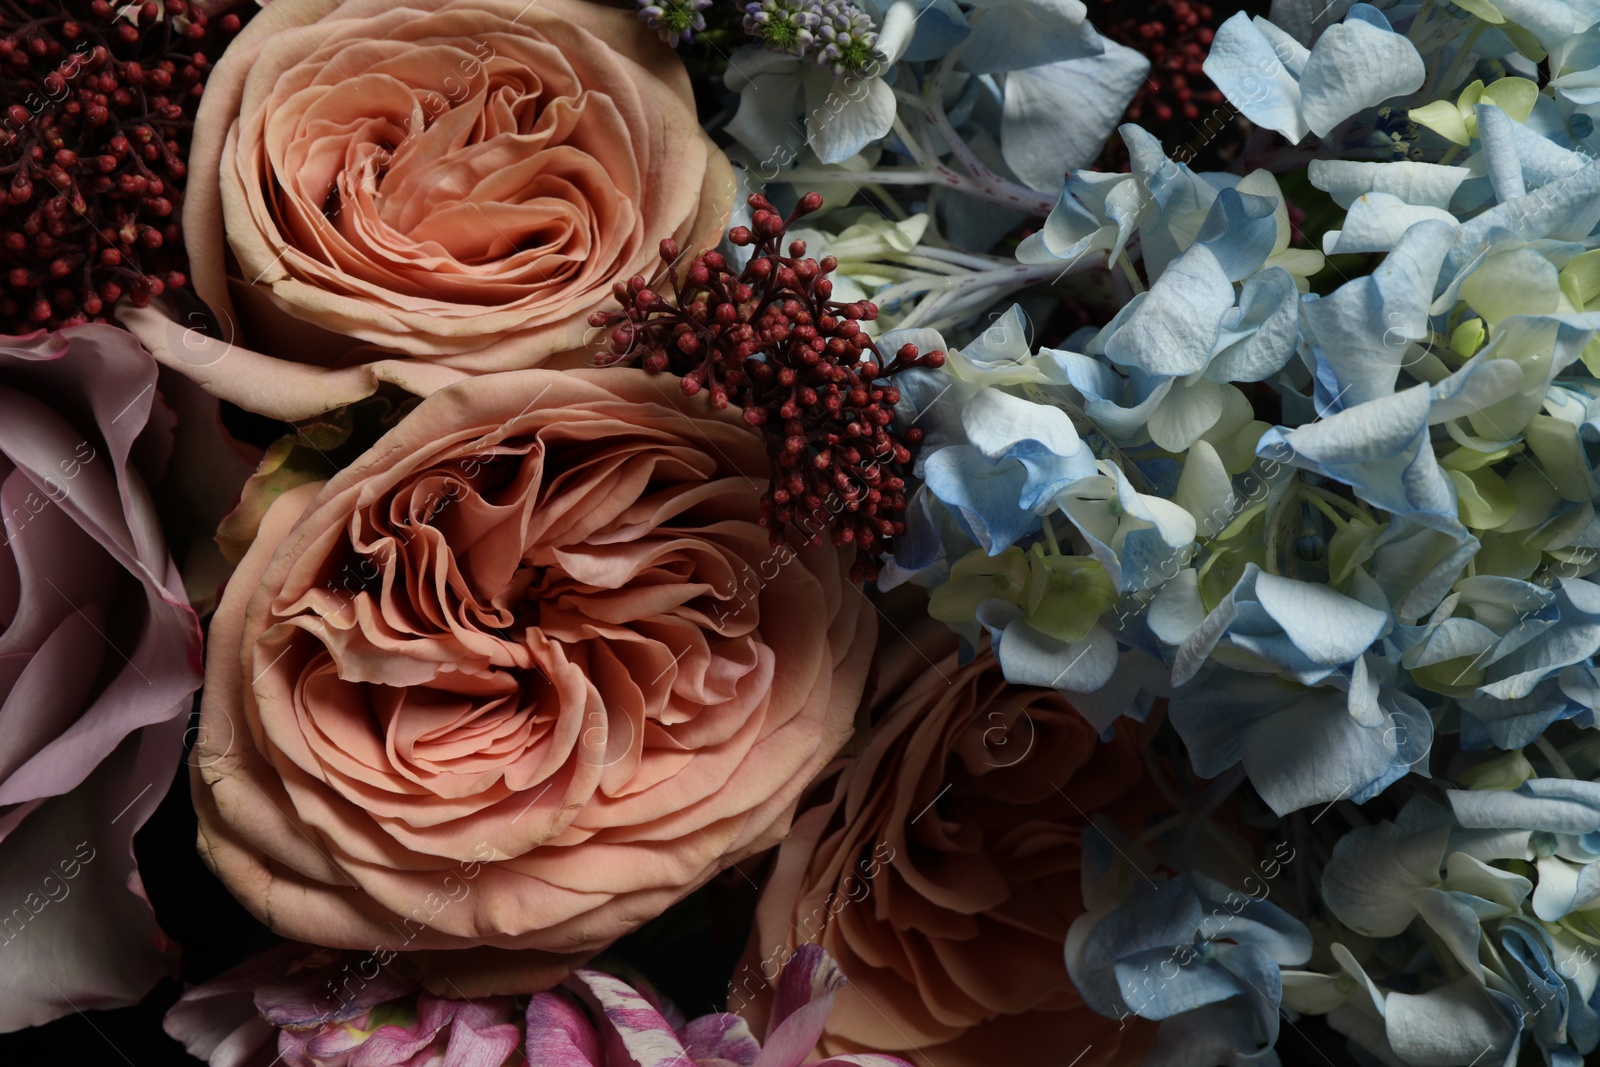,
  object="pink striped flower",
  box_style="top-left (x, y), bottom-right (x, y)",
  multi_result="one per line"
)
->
top-left (166, 942), bottom-right (913, 1067)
